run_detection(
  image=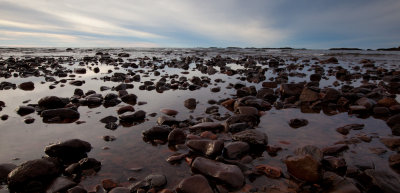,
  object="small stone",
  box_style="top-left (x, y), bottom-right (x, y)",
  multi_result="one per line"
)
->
top-left (232, 129), bottom-right (268, 146)
top-left (184, 98), bottom-right (197, 109)
top-left (255, 164), bottom-right (282, 178)
top-left (285, 155), bottom-right (321, 183)
top-left (176, 174), bottom-right (213, 193)
top-left (289, 118), bottom-right (308, 128)
top-left (160, 108), bottom-right (178, 116)
top-left (102, 179), bottom-right (118, 191)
